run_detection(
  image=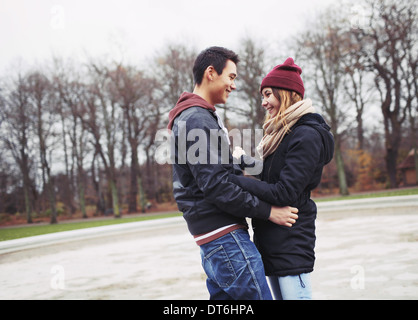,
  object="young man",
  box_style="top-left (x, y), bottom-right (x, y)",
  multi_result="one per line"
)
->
top-left (167, 47), bottom-right (298, 300)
